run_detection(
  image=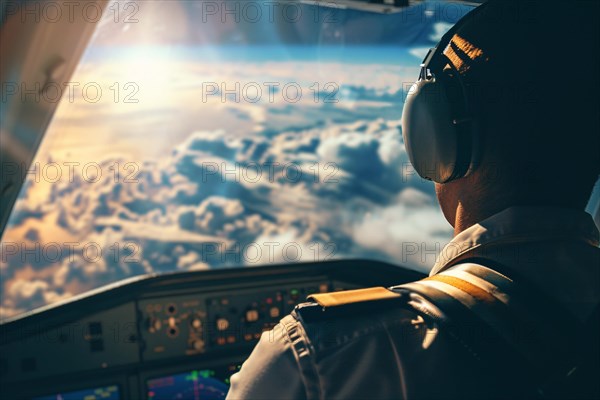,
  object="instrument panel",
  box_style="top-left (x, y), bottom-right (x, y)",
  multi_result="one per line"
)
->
top-left (0, 260), bottom-right (424, 399)
top-left (140, 281), bottom-right (327, 362)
